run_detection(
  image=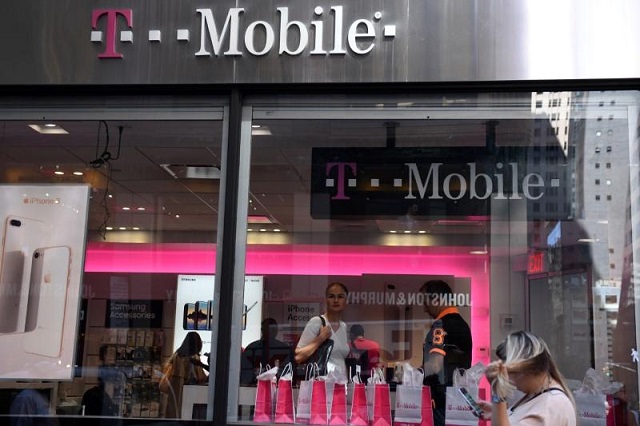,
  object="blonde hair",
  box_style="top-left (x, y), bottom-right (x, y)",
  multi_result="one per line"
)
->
top-left (486, 331), bottom-right (575, 408)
